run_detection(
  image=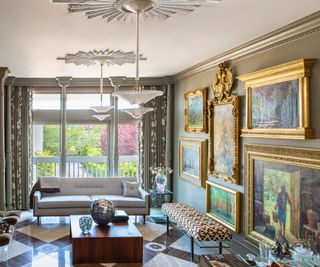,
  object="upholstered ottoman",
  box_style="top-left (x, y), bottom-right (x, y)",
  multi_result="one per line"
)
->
top-left (162, 203), bottom-right (232, 261)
